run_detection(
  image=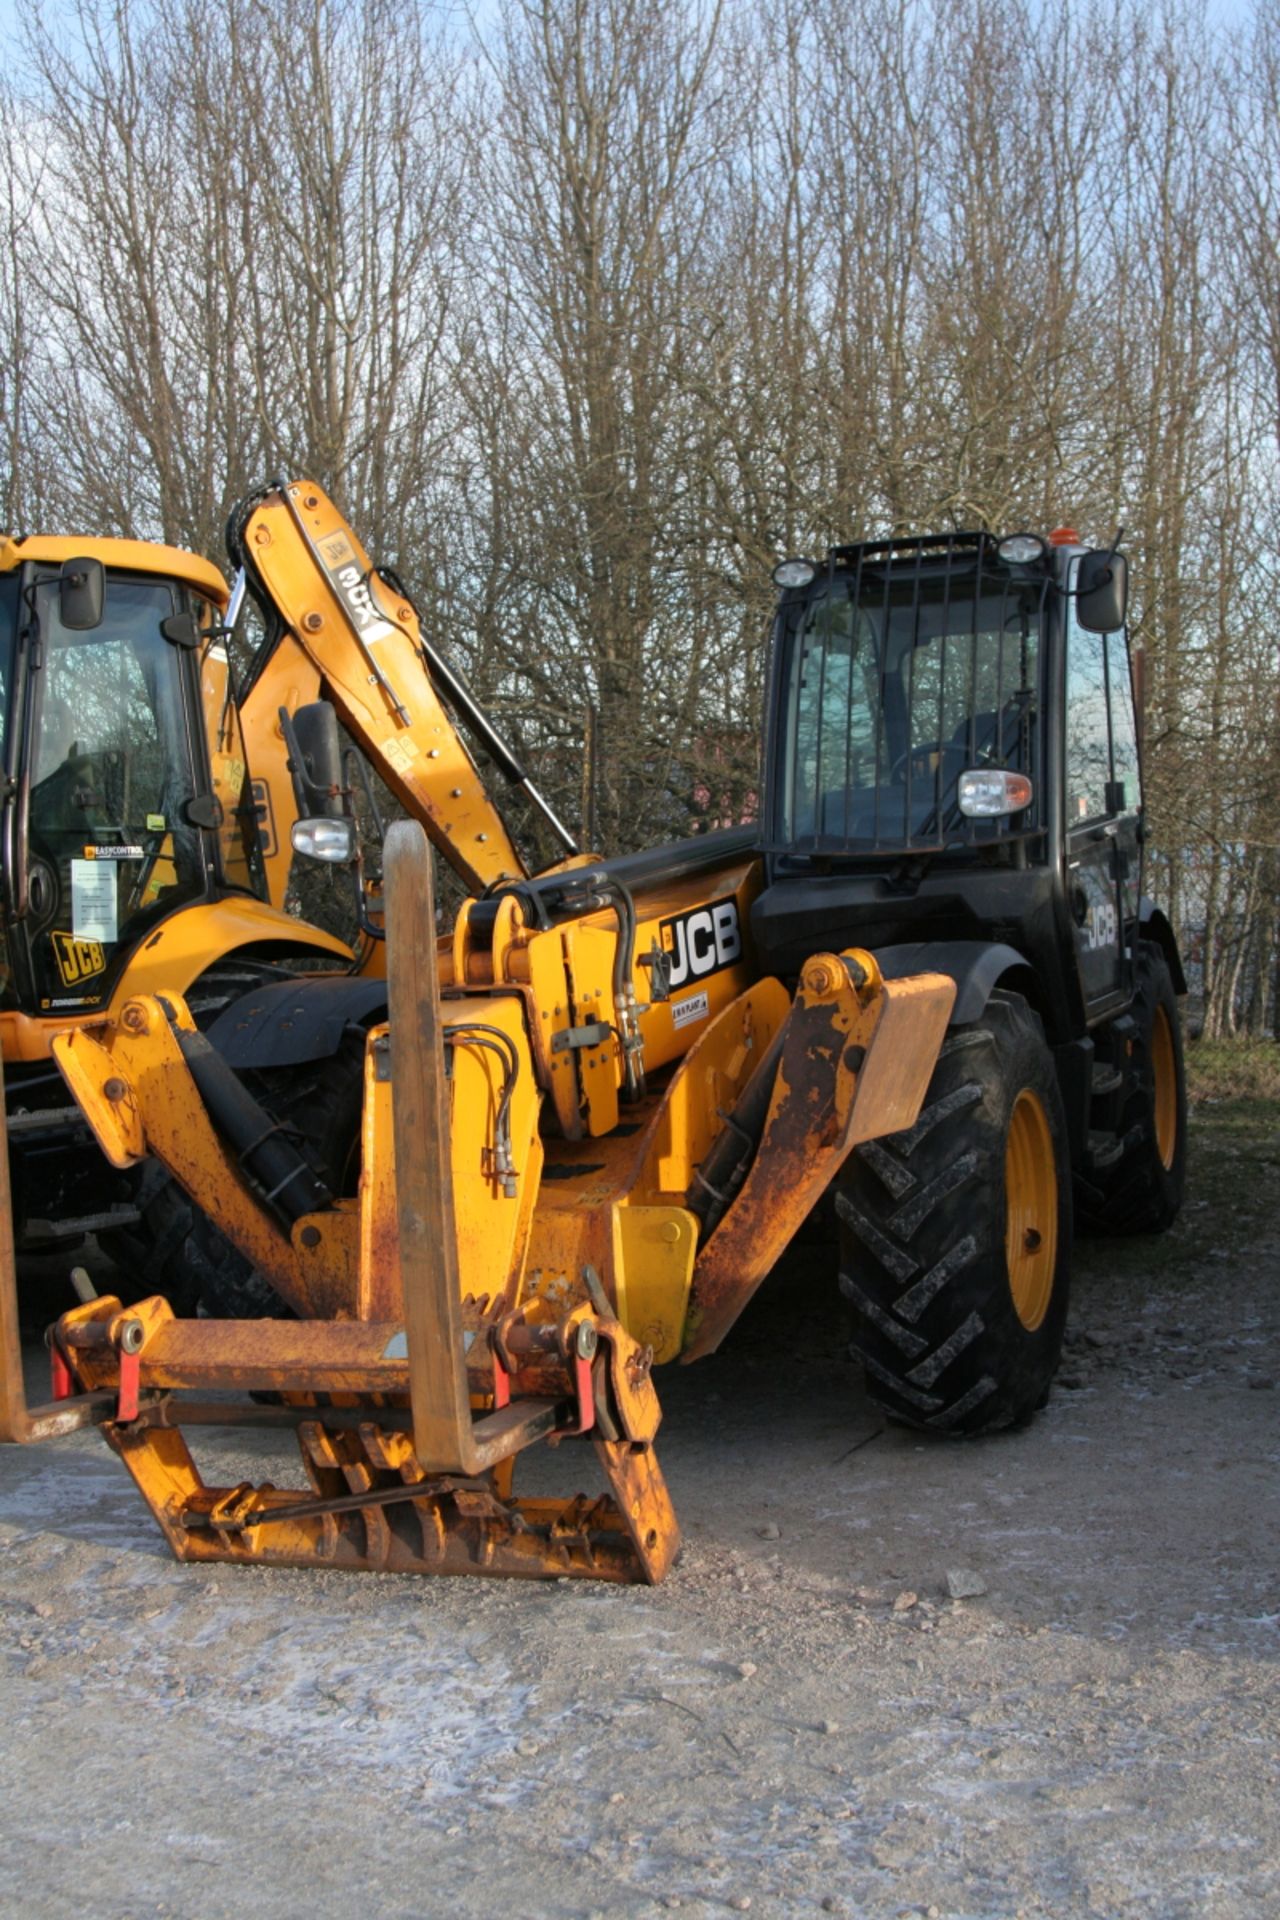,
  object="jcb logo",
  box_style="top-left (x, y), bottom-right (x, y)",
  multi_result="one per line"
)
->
top-left (51, 931), bottom-right (106, 988)
top-left (659, 900), bottom-right (742, 989)
top-left (1085, 902), bottom-right (1119, 952)
top-left (317, 530), bottom-right (356, 571)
